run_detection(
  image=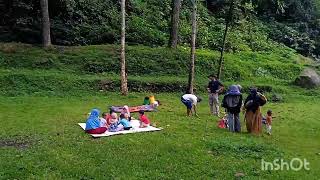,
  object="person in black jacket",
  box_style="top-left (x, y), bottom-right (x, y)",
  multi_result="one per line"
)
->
top-left (222, 85), bottom-right (243, 132)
